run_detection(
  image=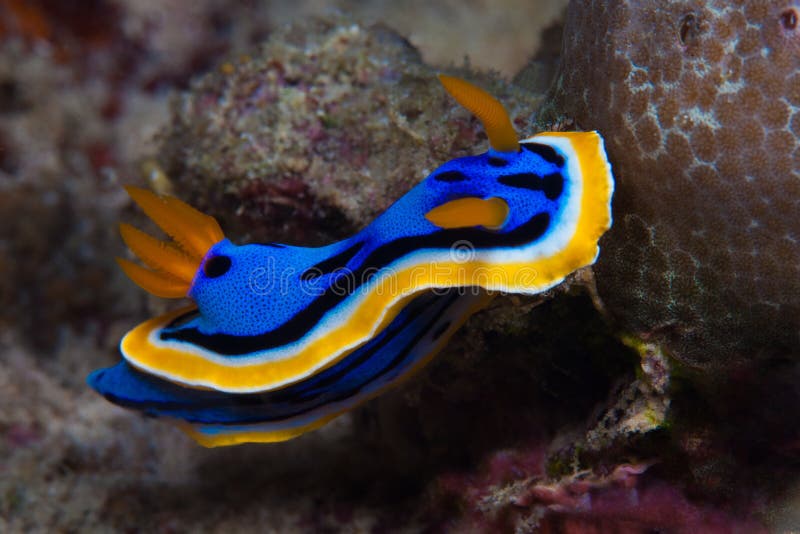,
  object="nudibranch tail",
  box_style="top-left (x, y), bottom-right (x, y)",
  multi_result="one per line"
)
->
top-left (438, 74), bottom-right (520, 153)
top-left (117, 186), bottom-right (224, 298)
